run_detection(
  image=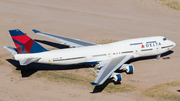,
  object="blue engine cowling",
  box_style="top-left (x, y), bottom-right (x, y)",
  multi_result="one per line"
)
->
top-left (126, 64), bottom-right (134, 73)
top-left (111, 73), bottom-right (122, 82)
